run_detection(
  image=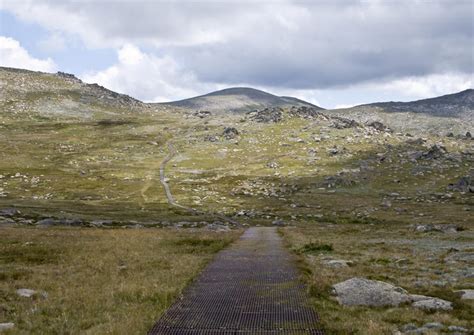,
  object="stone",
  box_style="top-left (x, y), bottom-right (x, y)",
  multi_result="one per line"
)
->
top-left (0, 208), bottom-right (19, 217)
top-left (271, 219), bottom-right (286, 226)
top-left (267, 161), bottom-right (279, 169)
top-left (448, 176), bottom-right (473, 193)
top-left (0, 323), bottom-right (14, 331)
top-left (331, 278), bottom-right (411, 307)
top-left (411, 296), bottom-right (452, 311)
top-left (36, 218), bottom-right (56, 226)
top-left (367, 121), bottom-right (391, 132)
top-left (423, 322), bottom-right (443, 329)
top-left (422, 144), bottom-right (447, 159)
top-left (447, 326), bottom-right (469, 333)
top-left (16, 288), bottom-right (36, 298)
top-left (222, 127), bottom-right (239, 140)
top-left (456, 289), bottom-right (474, 300)
top-left (0, 217), bottom-right (15, 225)
top-left (325, 259), bottom-right (353, 268)
top-left (414, 224), bottom-right (461, 233)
